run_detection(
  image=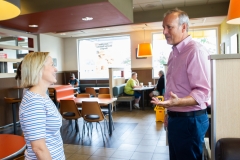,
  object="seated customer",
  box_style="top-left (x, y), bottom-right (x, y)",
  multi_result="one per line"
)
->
top-left (124, 72), bottom-right (142, 109)
top-left (149, 70), bottom-right (165, 97)
top-left (68, 74), bottom-right (80, 93)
